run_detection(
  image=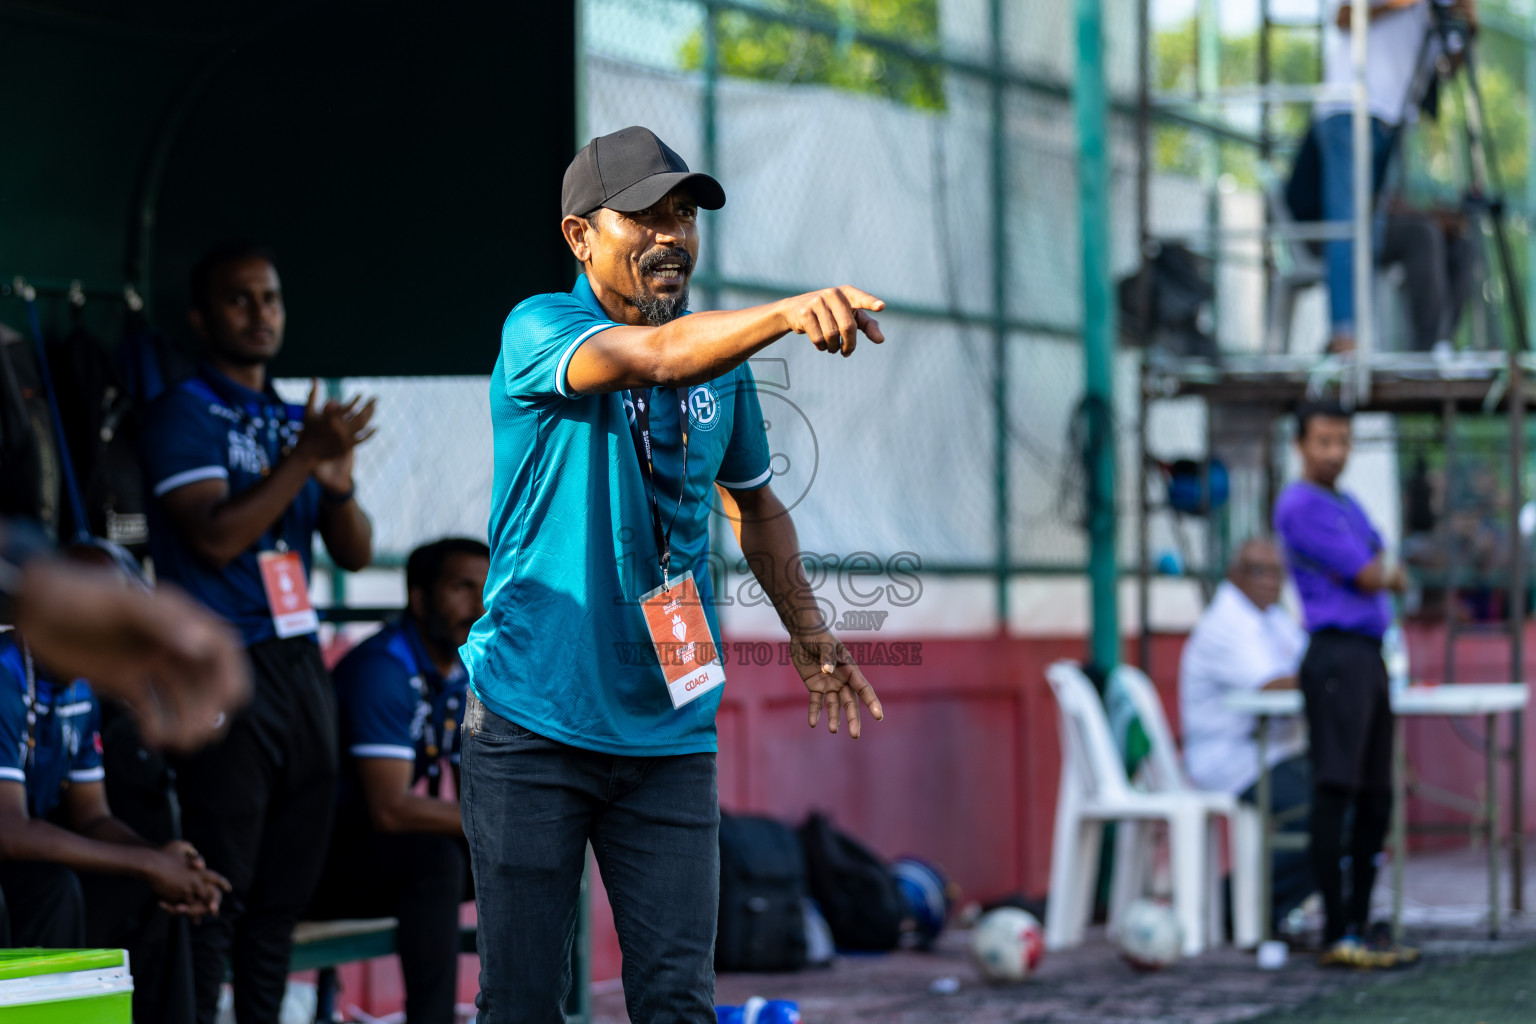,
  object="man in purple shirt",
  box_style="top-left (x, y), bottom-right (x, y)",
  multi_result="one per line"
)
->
top-left (1274, 399), bottom-right (1410, 967)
